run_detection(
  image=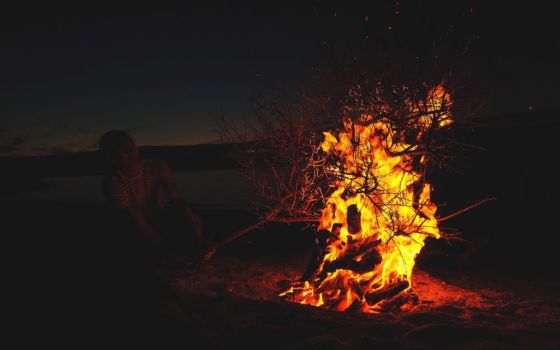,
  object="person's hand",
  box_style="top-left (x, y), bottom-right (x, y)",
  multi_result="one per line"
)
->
top-left (202, 247), bottom-right (216, 261)
top-left (185, 207), bottom-right (203, 237)
top-left (191, 212), bottom-right (203, 235)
